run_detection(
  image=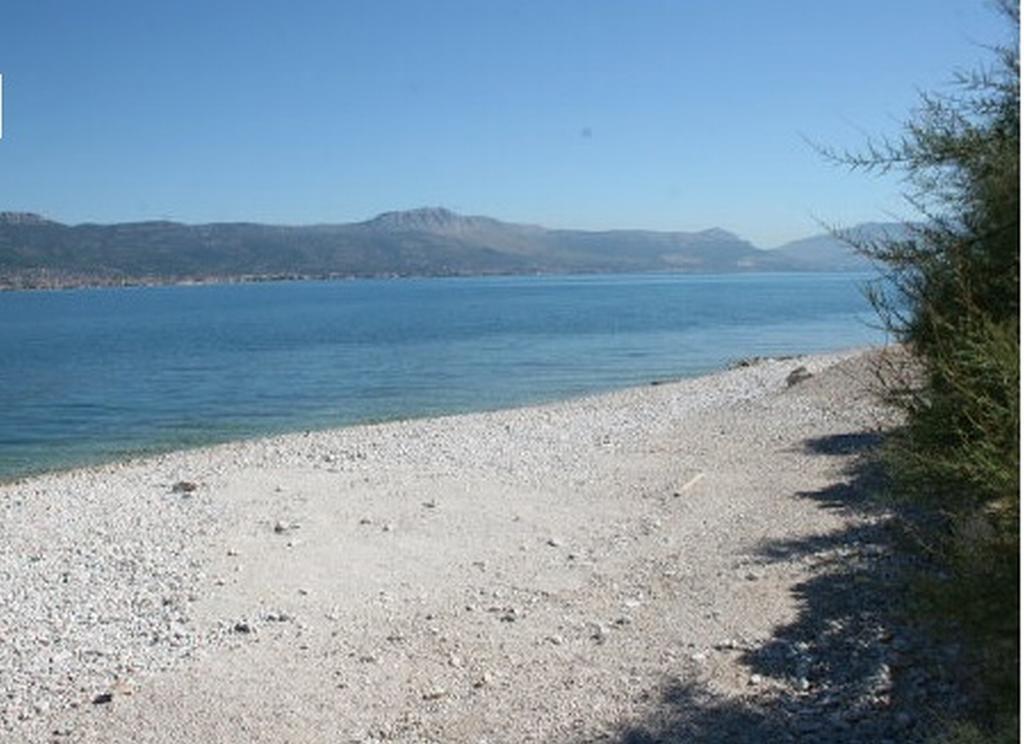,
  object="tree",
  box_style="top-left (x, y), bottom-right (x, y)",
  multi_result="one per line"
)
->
top-left (824, 1), bottom-right (1019, 737)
